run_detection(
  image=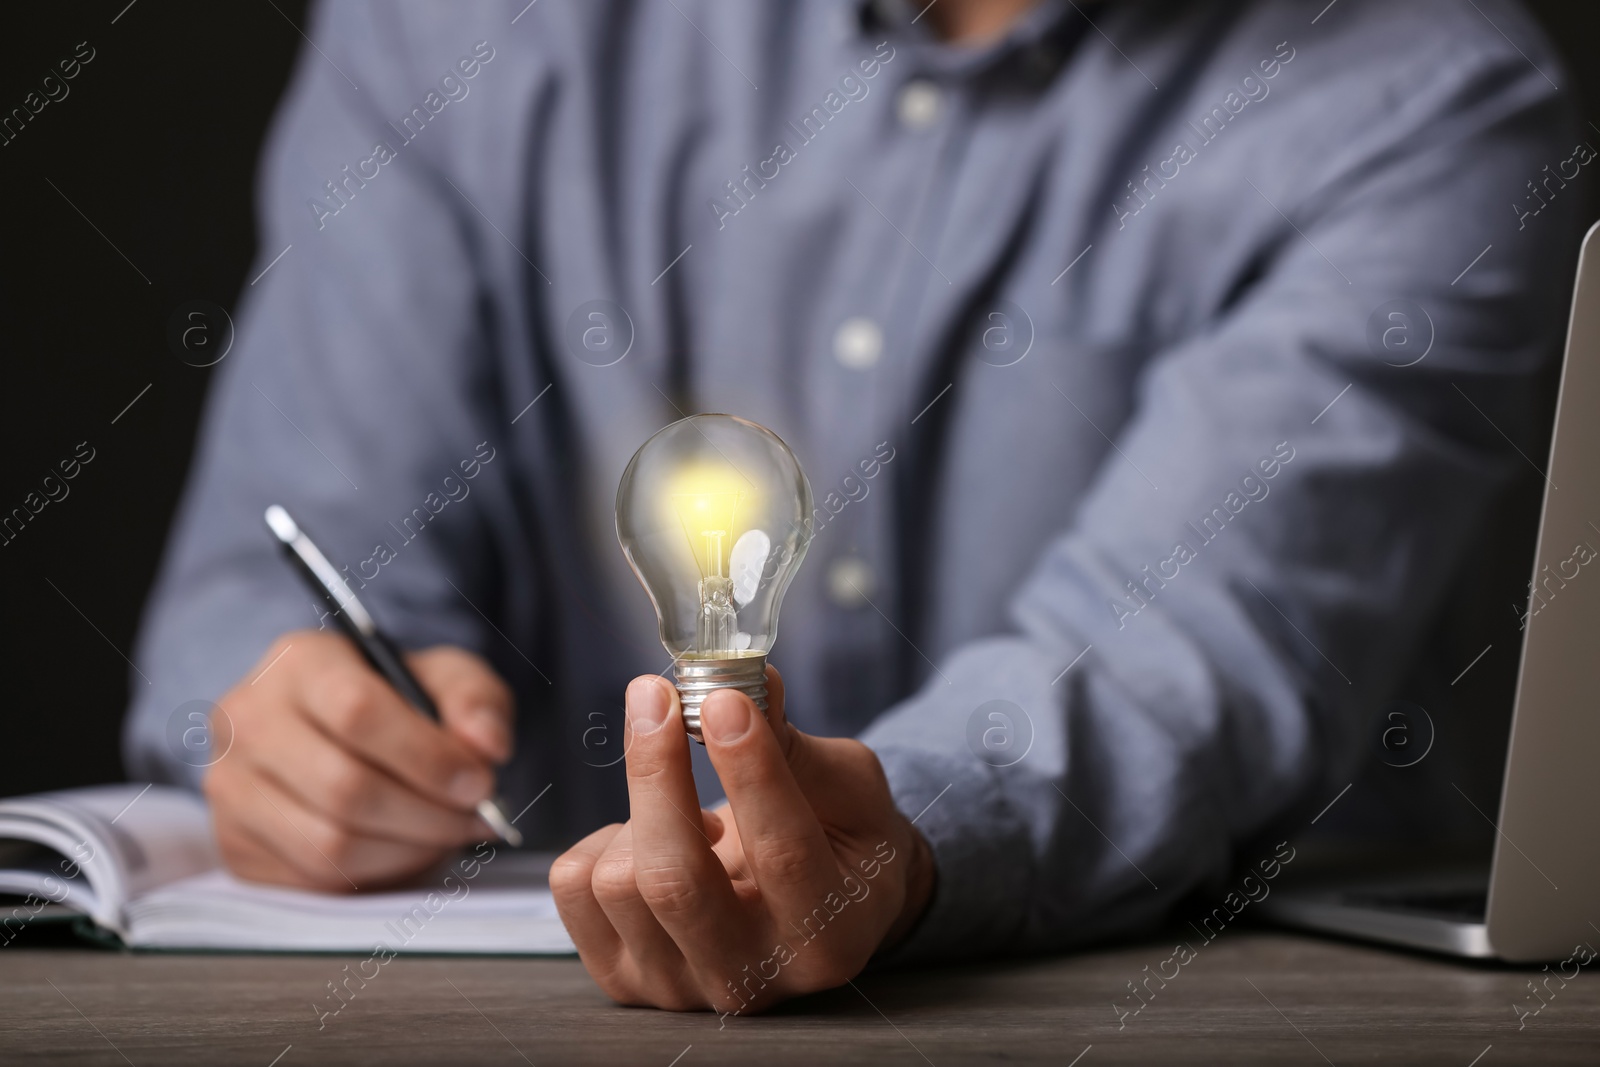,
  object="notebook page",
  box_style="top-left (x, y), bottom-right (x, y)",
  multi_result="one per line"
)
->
top-left (0, 785), bottom-right (216, 934)
top-left (126, 847), bottom-right (575, 954)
